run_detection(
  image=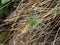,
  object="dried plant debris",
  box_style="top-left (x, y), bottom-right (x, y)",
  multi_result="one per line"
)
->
top-left (0, 0), bottom-right (60, 45)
